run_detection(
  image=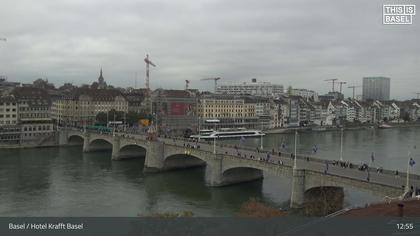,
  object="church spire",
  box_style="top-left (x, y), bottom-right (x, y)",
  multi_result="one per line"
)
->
top-left (98, 67), bottom-right (106, 89)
